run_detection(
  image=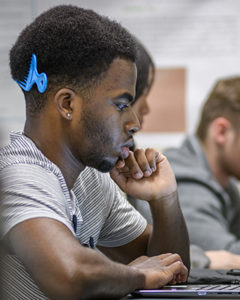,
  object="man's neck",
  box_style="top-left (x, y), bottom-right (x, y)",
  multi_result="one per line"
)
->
top-left (24, 119), bottom-right (85, 190)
